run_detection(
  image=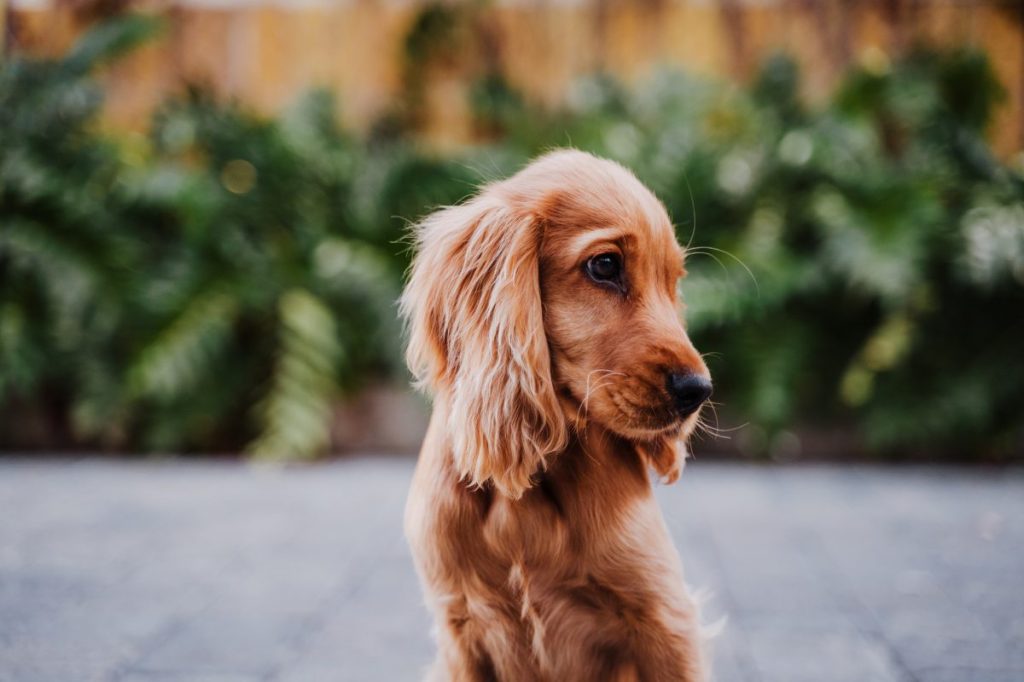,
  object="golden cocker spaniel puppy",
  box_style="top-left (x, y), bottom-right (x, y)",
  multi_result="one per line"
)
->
top-left (402, 149), bottom-right (713, 681)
